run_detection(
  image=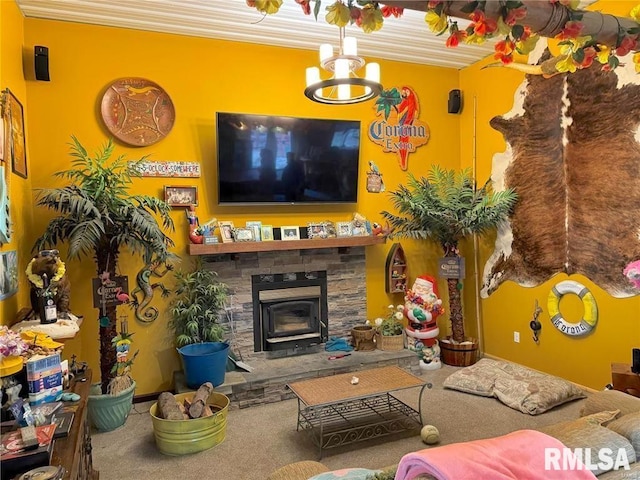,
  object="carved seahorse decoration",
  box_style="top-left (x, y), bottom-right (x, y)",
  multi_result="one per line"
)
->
top-left (130, 261), bottom-right (174, 323)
